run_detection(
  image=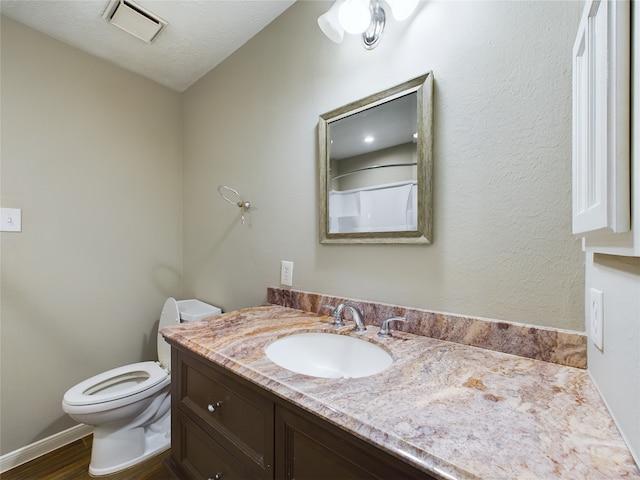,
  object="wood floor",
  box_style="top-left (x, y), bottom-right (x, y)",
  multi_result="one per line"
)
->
top-left (1, 436), bottom-right (174, 480)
